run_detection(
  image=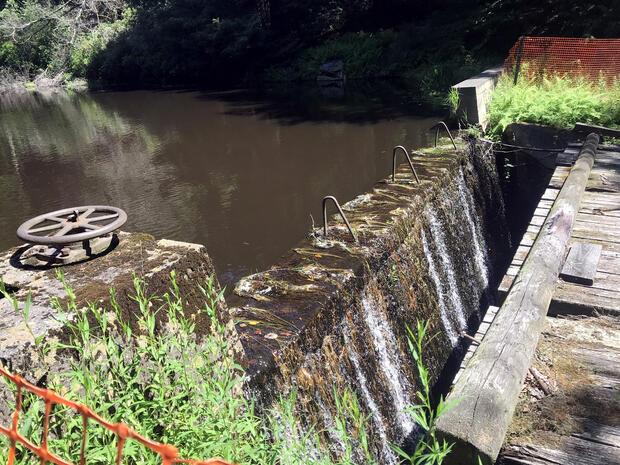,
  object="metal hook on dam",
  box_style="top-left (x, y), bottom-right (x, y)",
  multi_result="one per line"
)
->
top-left (322, 196), bottom-right (358, 243)
top-left (392, 145), bottom-right (420, 184)
top-left (431, 121), bottom-right (457, 150)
